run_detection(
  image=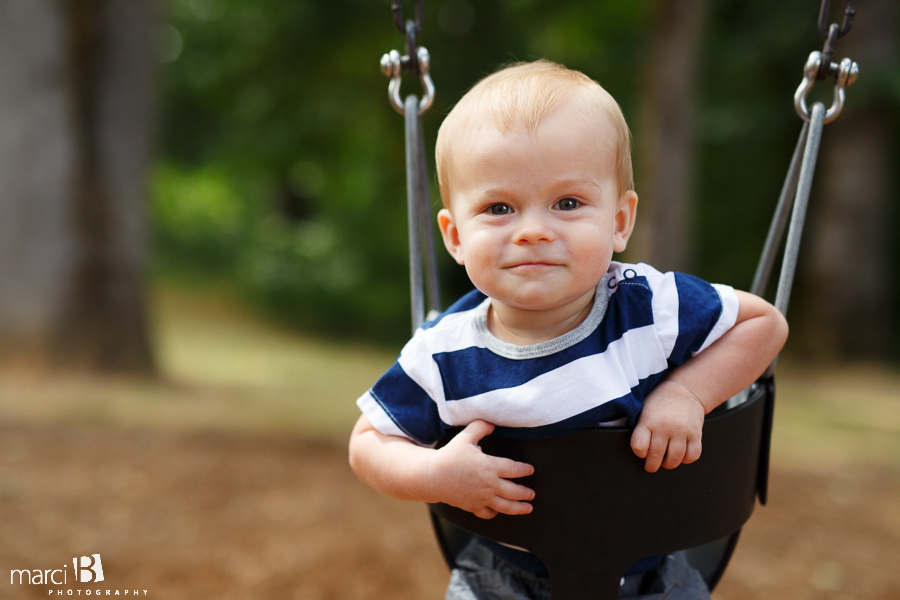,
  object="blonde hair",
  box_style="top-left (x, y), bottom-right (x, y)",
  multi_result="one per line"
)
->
top-left (435, 60), bottom-right (633, 205)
